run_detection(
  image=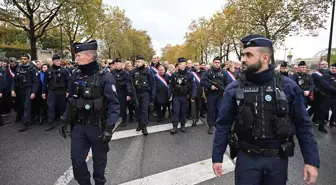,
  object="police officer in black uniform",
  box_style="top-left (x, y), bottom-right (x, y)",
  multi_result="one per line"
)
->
top-left (169, 57), bottom-right (196, 134)
top-left (111, 58), bottom-right (132, 127)
top-left (5, 58), bottom-right (19, 119)
top-left (130, 55), bottom-right (156, 135)
top-left (62, 40), bottom-right (120, 185)
top-left (279, 62), bottom-right (291, 77)
top-left (0, 64), bottom-right (5, 125)
top-left (11, 54), bottom-right (39, 132)
top-left (201, 57), bottom-right (235, 134)
top-left (42, 54), bottom-right (71, 131)
top-left (292, 61), bottom-right (314, 107)
top-left (212, 35), bottom-right (319, 185)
